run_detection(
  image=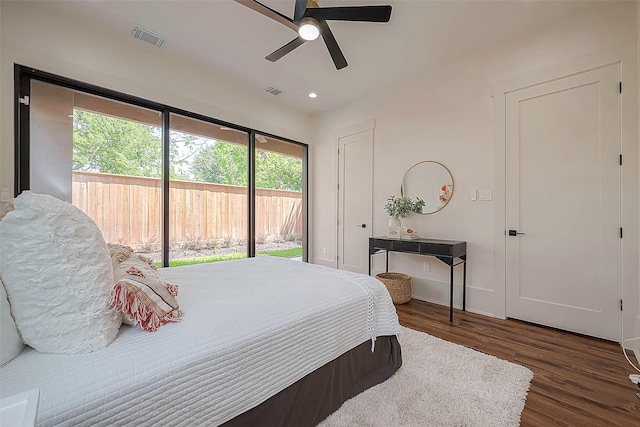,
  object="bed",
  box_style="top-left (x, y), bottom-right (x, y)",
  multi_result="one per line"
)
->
top-left (0, 255), bottom-right (402, 426)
